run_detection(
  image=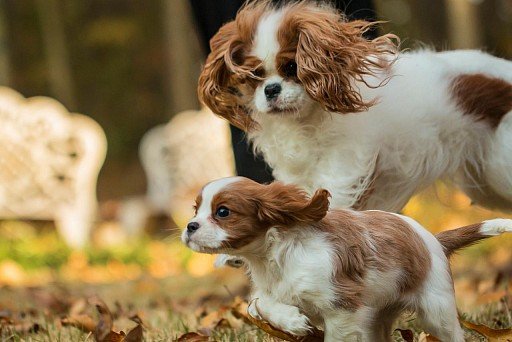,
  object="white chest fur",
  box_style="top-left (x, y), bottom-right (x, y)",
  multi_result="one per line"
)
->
top-left (244, 228), bottom-right (337, 314)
